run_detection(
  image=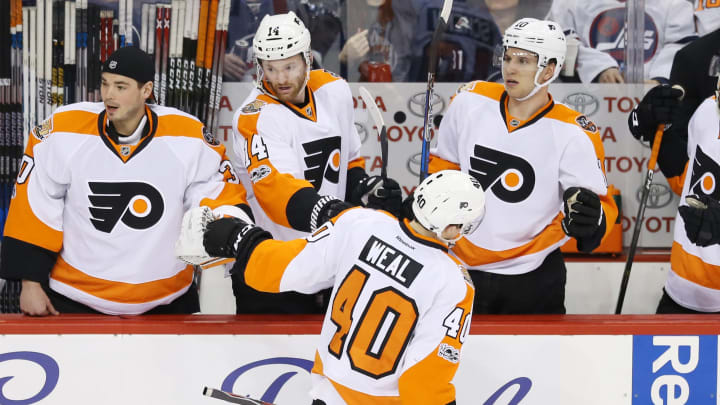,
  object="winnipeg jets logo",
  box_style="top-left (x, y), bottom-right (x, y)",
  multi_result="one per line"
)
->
top-left (589, 8), bottom-right (659, 63)
top-left (469, 144), bottom-right (535, 203)
top-left (302, 136), bottom-right (341, 190)
top-left (689, 145), bottom-right (720, 200)
top-left (88, 181), bottom-right (165, 233)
